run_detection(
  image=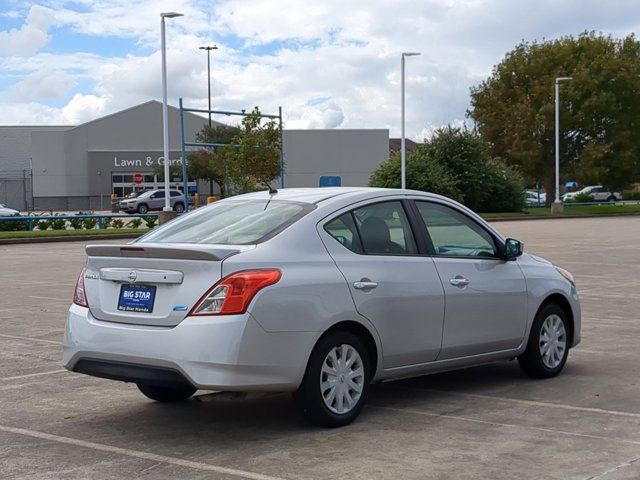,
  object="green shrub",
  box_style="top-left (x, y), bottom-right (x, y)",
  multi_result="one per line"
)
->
top-left (370, 126), bottom-right (524, 212)
top-left (83, 218), bottom-right (98, 230)
top-left (622, 190), bottom-right (640, 200)
top-left (144, 216), bottom-right (157, 229)
top-left (69, 217), bottom-right (84, 229)
top-left (103, 217), bottom-right (112, 229)
top-left (50, 218), bottom-right (67, 230)
top-left (129, 218), bottom-right (142, 229)
top-left (0, 213), bottom-right (28, 231)
top-left (572, 192), bottom-right (595, 203)
top-left (111, 218), bottom-right (124, 229)
top-left (36, 220), bottom-right (50, 231)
